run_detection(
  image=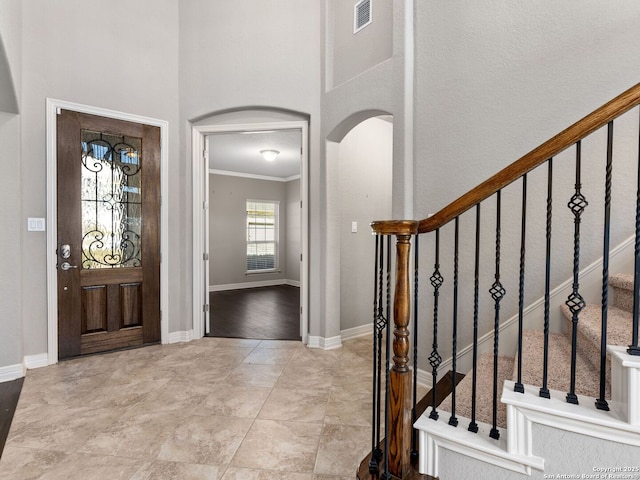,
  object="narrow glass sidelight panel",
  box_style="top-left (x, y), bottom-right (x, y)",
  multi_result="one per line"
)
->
top-left (80, 129), bottom-right (142, 269)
